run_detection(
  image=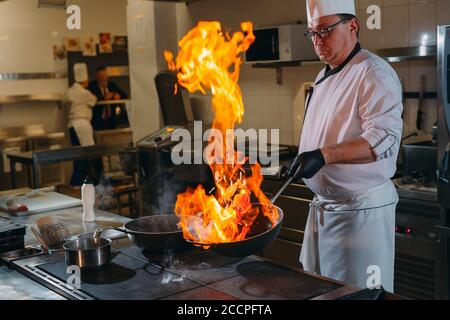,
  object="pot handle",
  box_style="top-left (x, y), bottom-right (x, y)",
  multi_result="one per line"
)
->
top-left (93, 228), bottom-right (104, 238)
